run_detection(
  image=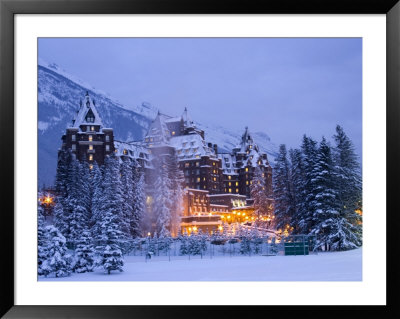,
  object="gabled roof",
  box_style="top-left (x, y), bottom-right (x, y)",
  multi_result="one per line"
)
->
top-left (144, 112), bottom-right (171, 144)
top-left (71, 92), bottom-right (103, 129)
